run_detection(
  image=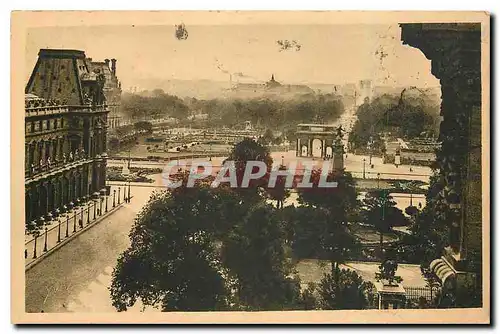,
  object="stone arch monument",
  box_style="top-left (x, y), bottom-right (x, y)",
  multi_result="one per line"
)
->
top-left (295, 123), bottom-right (344, 170)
